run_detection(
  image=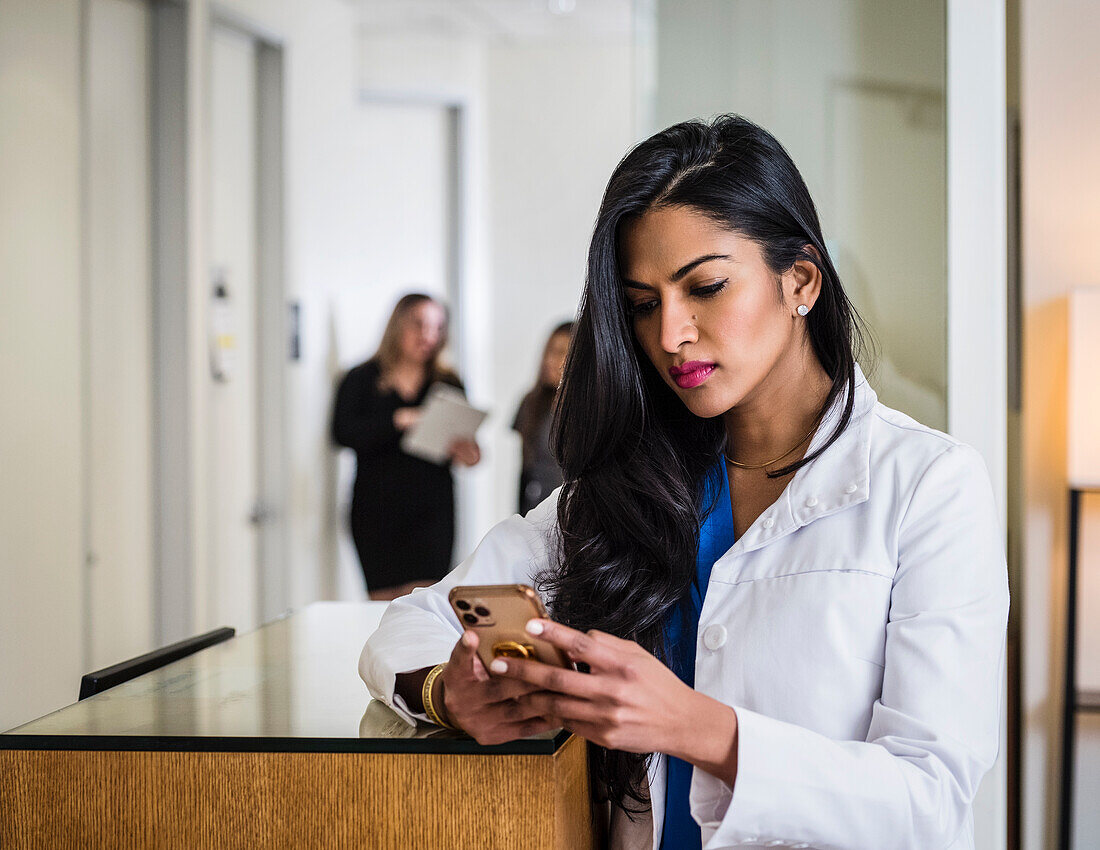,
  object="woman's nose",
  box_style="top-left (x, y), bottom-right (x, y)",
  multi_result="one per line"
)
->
top-left (658, 299), bottom-right (697, 352)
